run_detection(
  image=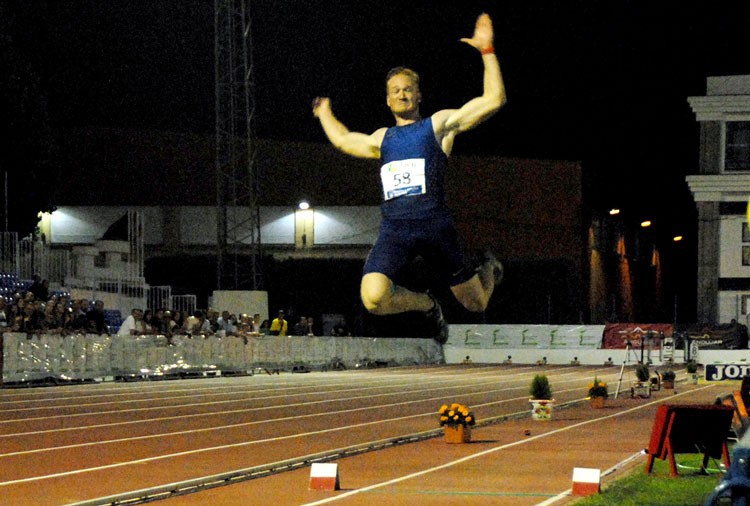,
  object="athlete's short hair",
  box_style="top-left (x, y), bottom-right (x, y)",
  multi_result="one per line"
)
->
top-left (385, 67), bottom-right (420, 91)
